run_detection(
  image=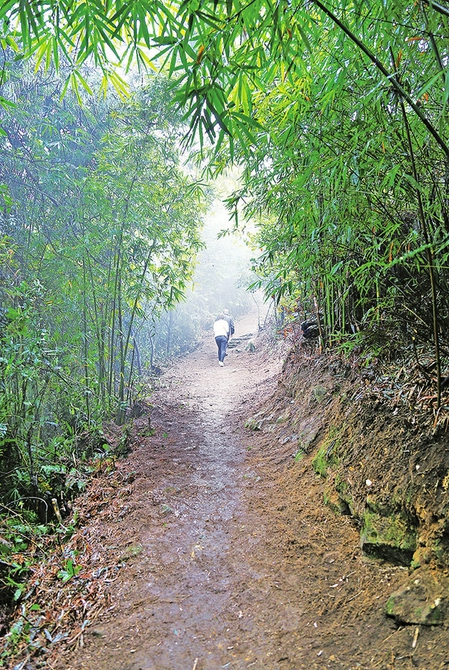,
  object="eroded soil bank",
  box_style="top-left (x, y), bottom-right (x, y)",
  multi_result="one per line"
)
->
top-left (9, 308), bottom-right (449, 669)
